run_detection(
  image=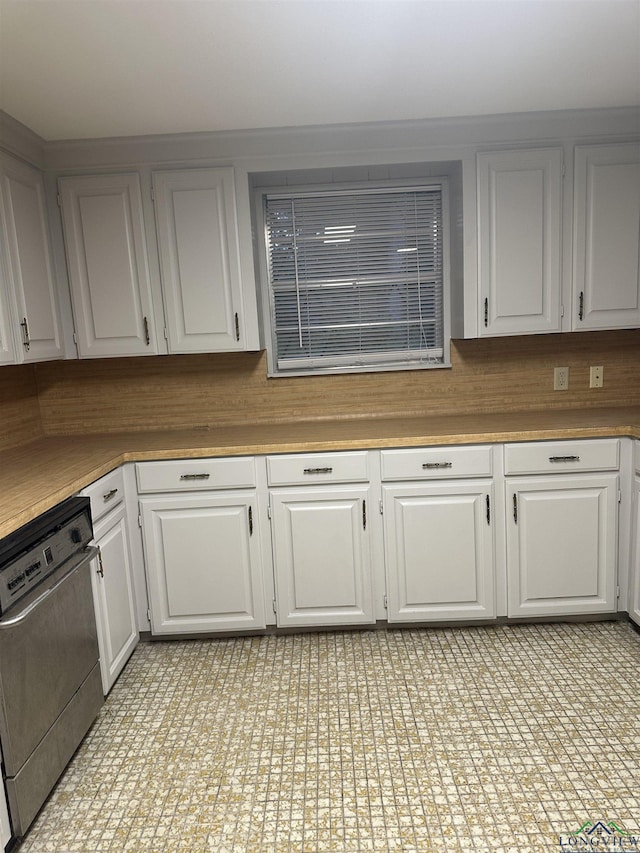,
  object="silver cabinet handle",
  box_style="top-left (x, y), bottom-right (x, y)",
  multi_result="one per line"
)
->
top-left (180, 473), bottom-right (211, 481)
top-left (103, 488), bottom-right (118, 502)
top-left (96, 547), bottom-right (104, 579)
top-left (143, 316), bottom-right (150, 346)
top-left (20, 317), bottom-right (30, 351)
top-left (549, 456), bottom-right (580, 463)
top-left (422, 462), bottom-right (453, 469)
top-left (304, 467), bottom-right (333, 475)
